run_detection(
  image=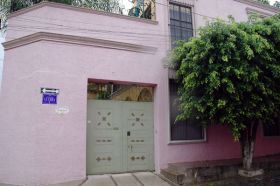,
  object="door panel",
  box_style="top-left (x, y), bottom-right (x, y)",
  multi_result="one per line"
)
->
top-left (87, 101), bottom-right (123, 174)
top-left (87, 100), bottom-right (154, 174)
top-left (124, 102), bottom-right (154, 171)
